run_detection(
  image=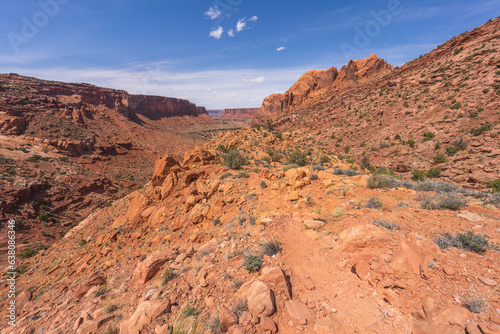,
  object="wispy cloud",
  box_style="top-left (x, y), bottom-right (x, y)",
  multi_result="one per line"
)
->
top-left (209, 26), bottom-right (224, 40)
top-left (276, 46), bottom-right (286, 51)
top-left (227, 29), bottom-right (235, 37)
top-left (249, 16), bottom-right (258, 22)
top-left (204, 6), bottom-right (221, 20)
top-left (236, 19), bottom-right (247, 32)
top-left (243, 76), bottom-right (266, 83)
